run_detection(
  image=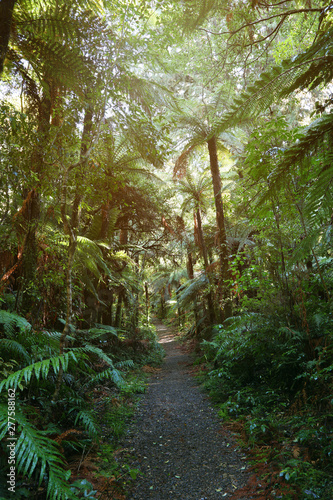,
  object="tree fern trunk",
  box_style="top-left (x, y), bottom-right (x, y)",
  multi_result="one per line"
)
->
top-left (0, 0), bottom-right (16, 74)
top-left (196, 209), bottom-right (215, 325)
top-left (207, 135), bottom-right (231, 320)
